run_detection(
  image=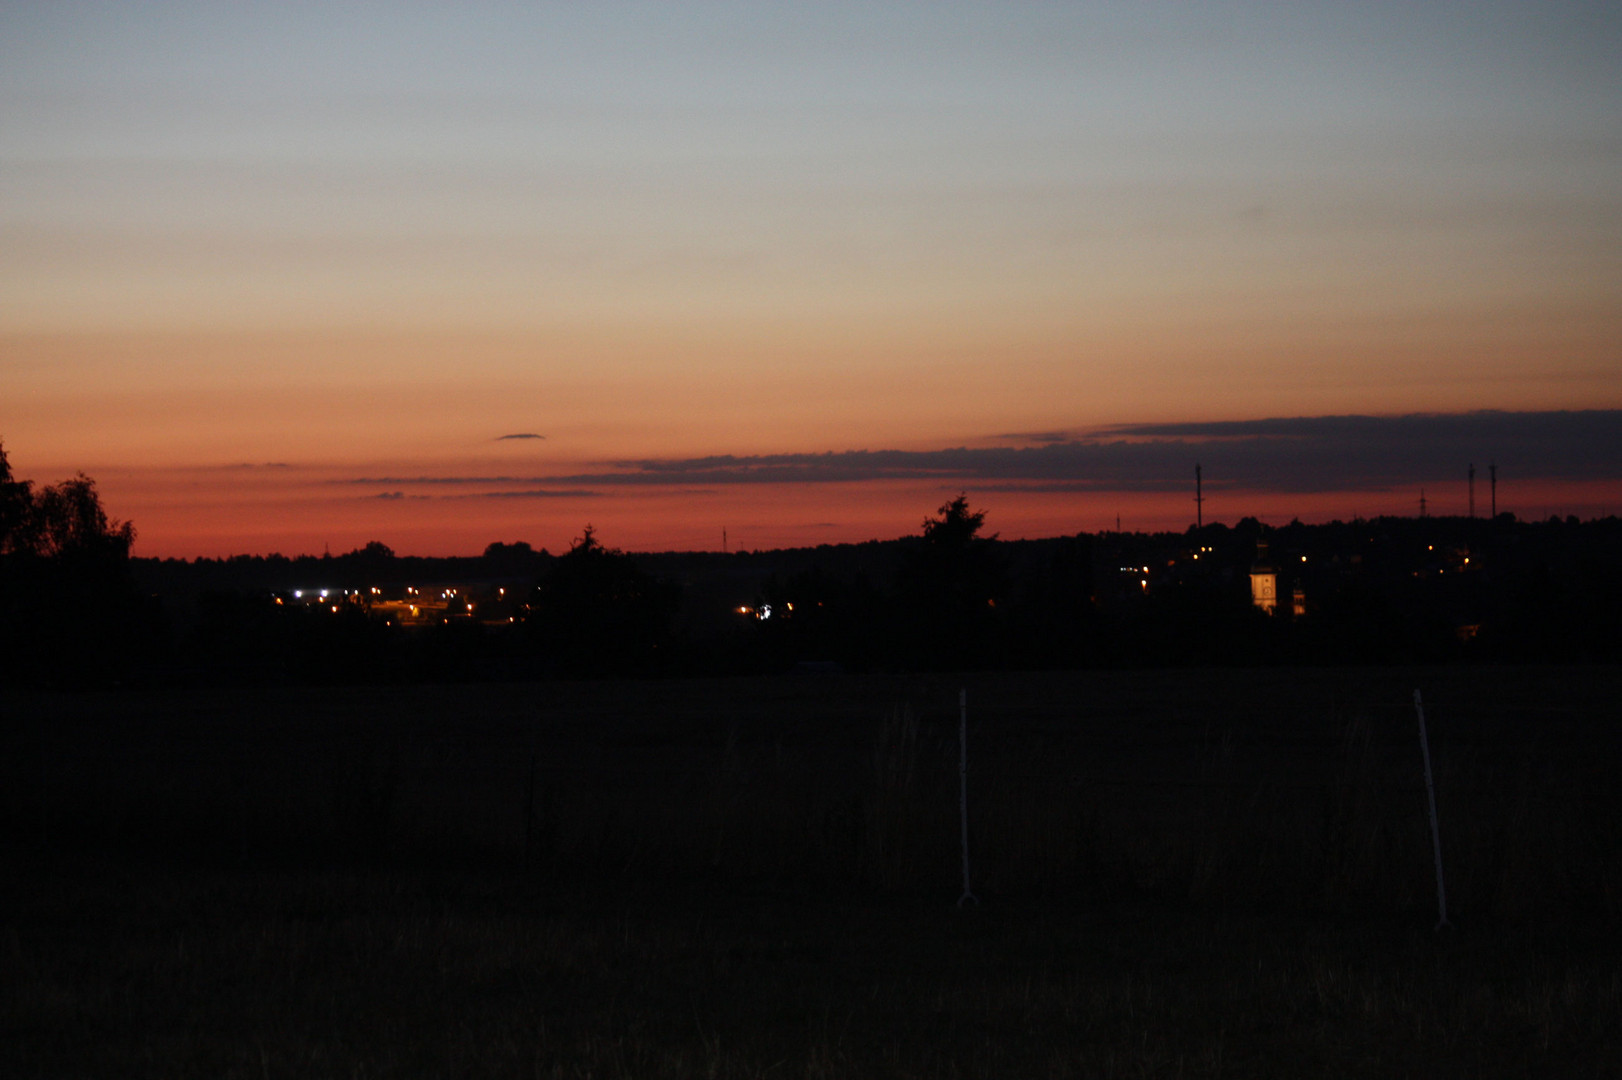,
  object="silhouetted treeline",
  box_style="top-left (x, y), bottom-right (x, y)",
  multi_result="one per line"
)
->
top-left (103, 501), bottom-right (1621, 687)
top-left (134, 539), bottom-right (553, 600)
